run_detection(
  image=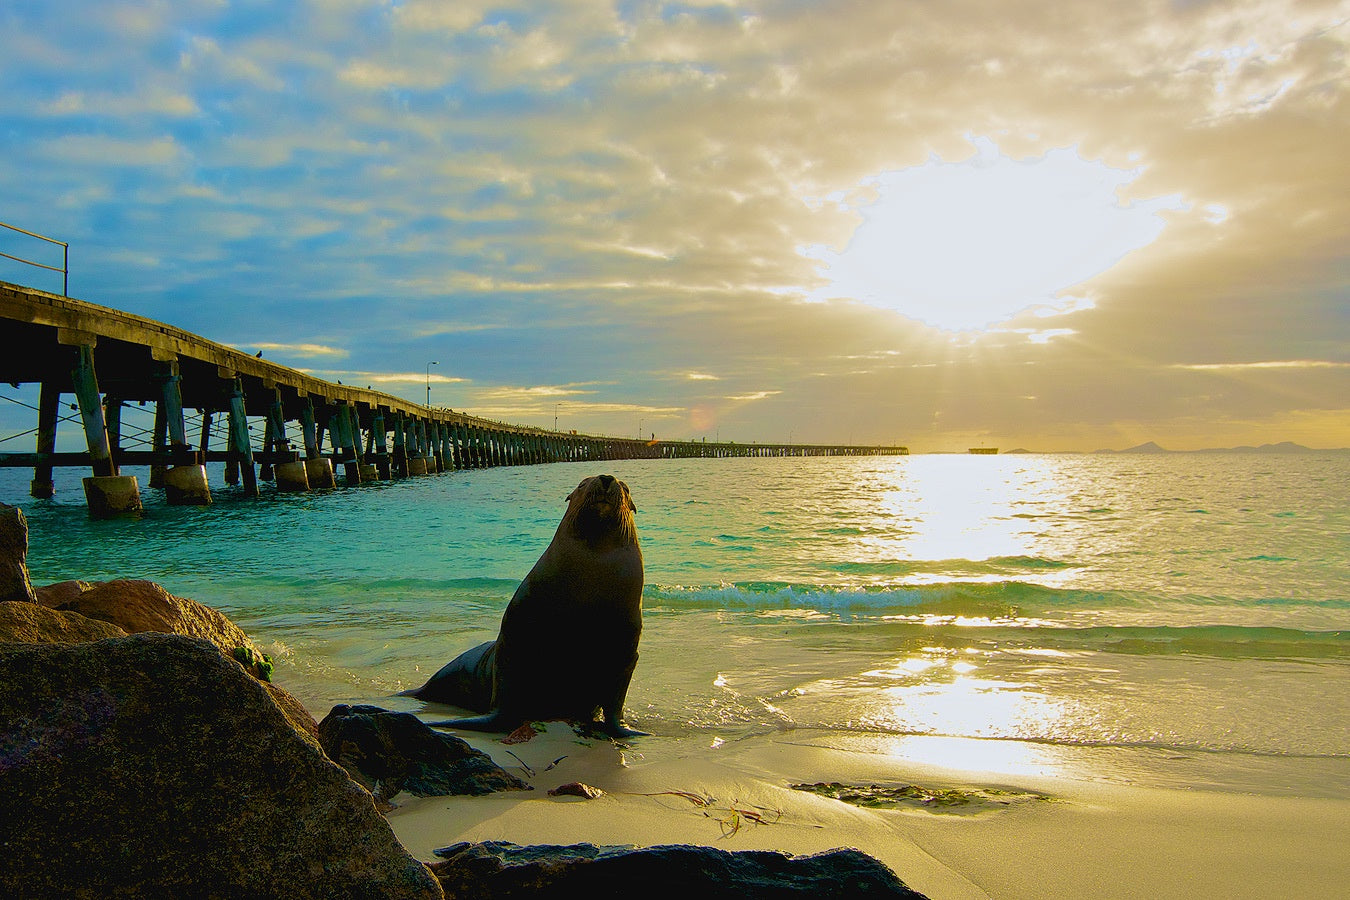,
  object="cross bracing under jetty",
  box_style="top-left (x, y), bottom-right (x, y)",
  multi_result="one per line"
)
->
top-left (0, 281), bottom-right (907, 516)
